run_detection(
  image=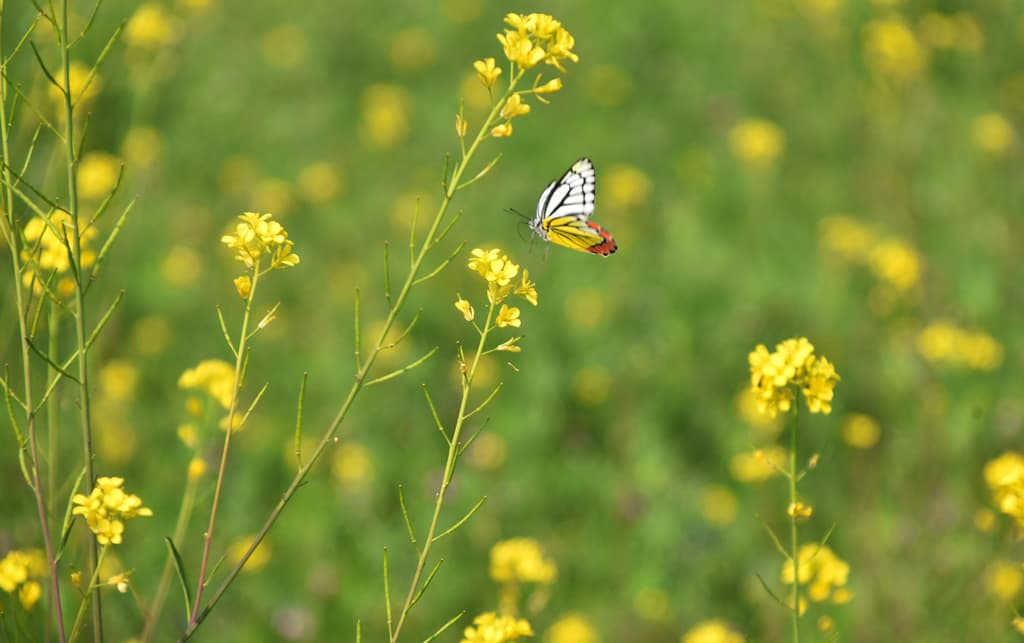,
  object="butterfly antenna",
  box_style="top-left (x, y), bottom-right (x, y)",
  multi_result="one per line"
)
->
top-left (505, 207), bottom-right (530, 221)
